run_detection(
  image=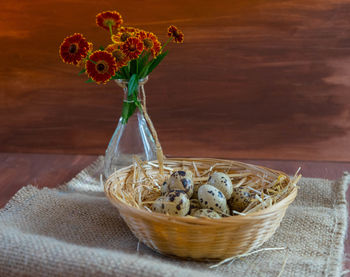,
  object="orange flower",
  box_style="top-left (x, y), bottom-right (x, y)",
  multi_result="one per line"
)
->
top-left (96, 11), bottom-right (123, 31)
top-left (112, 32), bottom-right (132, 43)
top-left (59, 33), bottom-right (90, 65)
top-left (86, 51), bottom-right (117, 84)
top-left (121, 37), bottom-right (144, 59)
top-left (105, 43), bottom-right (130, 67)
top-left (138, 31), bottom-right (161, 57)
top-left (111, 27), bottom-right (140, 43)
top-left (167, 25), bottom-right (184, 43)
